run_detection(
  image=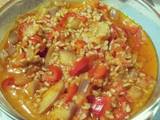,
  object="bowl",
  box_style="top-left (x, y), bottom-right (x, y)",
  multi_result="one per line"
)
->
top-left (0, 0), bottom-right (159, 120)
